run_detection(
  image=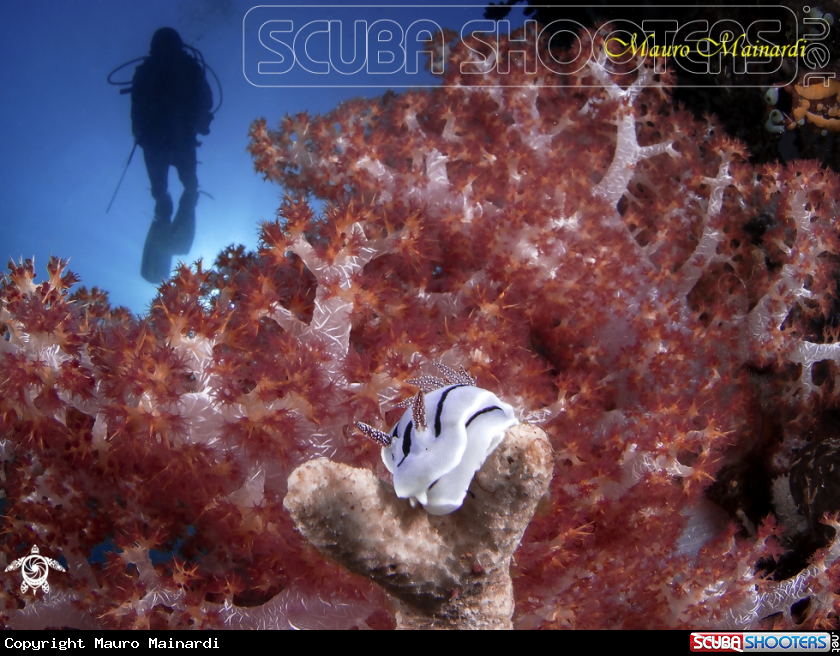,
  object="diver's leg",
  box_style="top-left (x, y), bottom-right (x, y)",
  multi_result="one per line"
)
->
top-left (143, 147), bottom-right (173, 222)
top-left (170, 145), bottom-right (198, 254)
top-left (140, 146), bottom-right (174, 282)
